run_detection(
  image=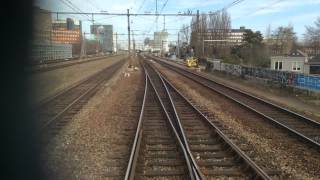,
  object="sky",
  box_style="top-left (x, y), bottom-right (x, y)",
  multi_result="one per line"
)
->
top-left (36, 0), bottom-right (320, 47)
